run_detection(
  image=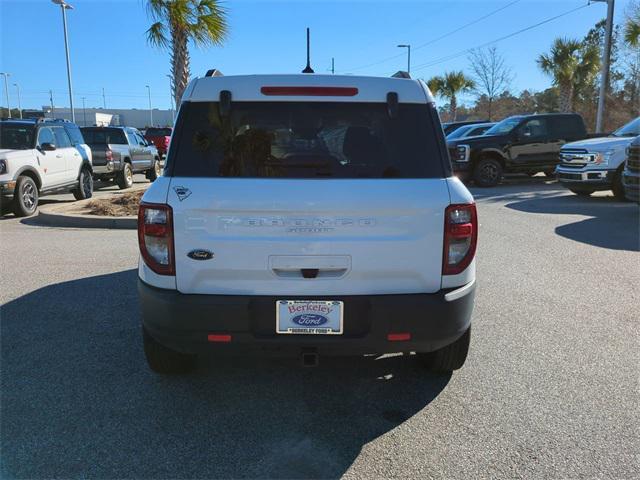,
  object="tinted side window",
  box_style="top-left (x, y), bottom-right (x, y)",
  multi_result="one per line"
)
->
top-left (125, 131), bottom-right (139, 146)
top-left (168, 102), bottom-right (445, 179)
top-left (37, 127), bottom-right (55, 146)
top-left (52, 127), bottom-right (72, 148)
top-left (519, 119), bottom-right (548, 139)
top-left (548, 116), bottom-right (584, 139)
top-left (65, 124), bottom-right (84, 145)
